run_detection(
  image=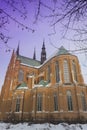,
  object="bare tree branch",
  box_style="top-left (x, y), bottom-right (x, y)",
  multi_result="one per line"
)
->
top-left (1, 0), bottom-right (87, 53)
